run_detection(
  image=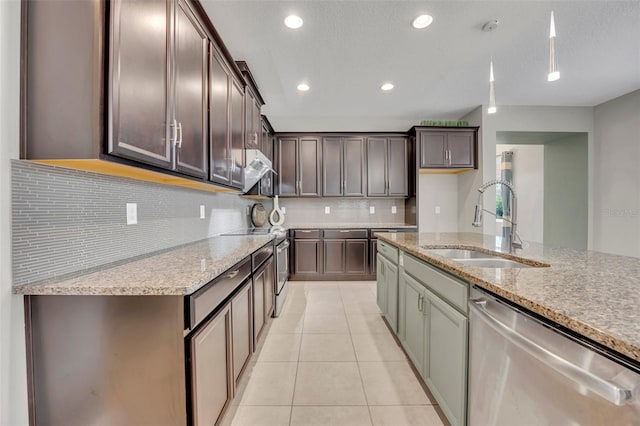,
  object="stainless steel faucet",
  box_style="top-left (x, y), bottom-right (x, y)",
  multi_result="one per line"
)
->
top-left (472, 179), bottom-right (523, 251)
